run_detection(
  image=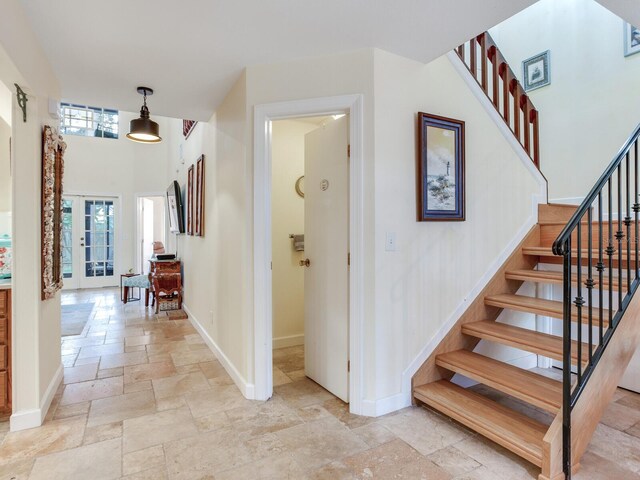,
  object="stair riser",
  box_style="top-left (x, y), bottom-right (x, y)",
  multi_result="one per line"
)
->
top-left (540, 222), bottom-right (640, 248)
